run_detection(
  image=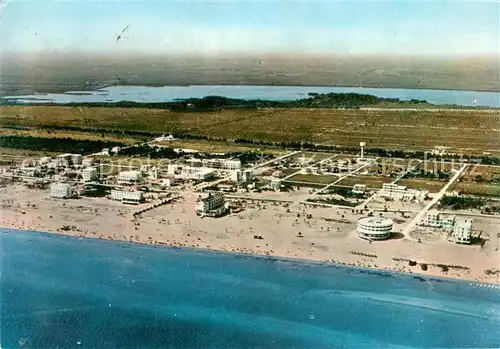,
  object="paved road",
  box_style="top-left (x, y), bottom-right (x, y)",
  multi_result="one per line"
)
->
top-left (249, 151), bottom-right (301, 172)
top-left (400, 164), bottom-right (469, 236)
